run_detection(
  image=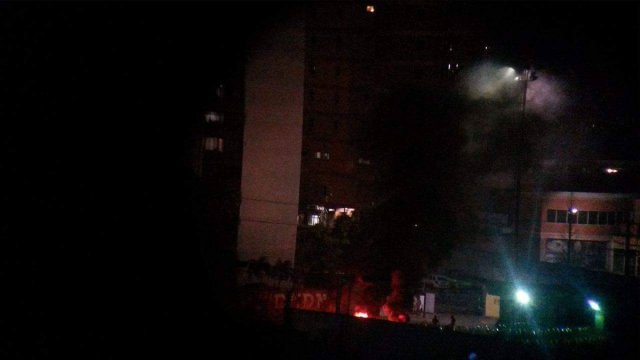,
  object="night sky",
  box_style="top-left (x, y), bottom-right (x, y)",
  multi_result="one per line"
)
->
top-left (2, 1), bottom-right (638, 357)
top-left (478, 2), bottom-right (639, 159)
